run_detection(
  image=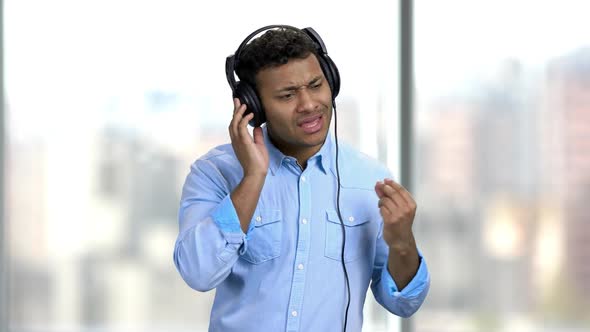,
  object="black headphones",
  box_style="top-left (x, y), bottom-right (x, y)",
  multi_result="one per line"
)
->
top-left (225, 24), bottom-right (341, 127)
